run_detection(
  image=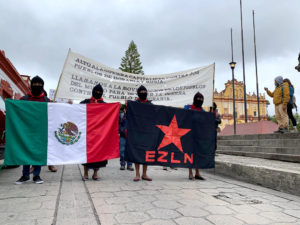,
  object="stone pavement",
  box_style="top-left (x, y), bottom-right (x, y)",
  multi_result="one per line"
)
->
top-left (1, 159), bottom-right (300, 225)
